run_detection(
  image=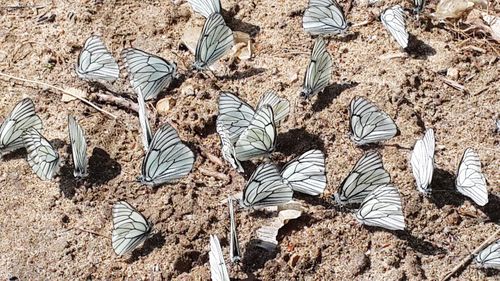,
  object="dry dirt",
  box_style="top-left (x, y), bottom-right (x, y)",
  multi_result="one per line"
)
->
top-left (0, 0), bottom-right (499, 280)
